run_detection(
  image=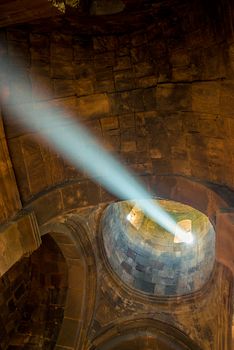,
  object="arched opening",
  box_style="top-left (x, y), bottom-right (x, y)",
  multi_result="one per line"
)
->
top-left (90, 318), bottom-right (202, 350)
top-left (0, 234), bottom-right (68, 349)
